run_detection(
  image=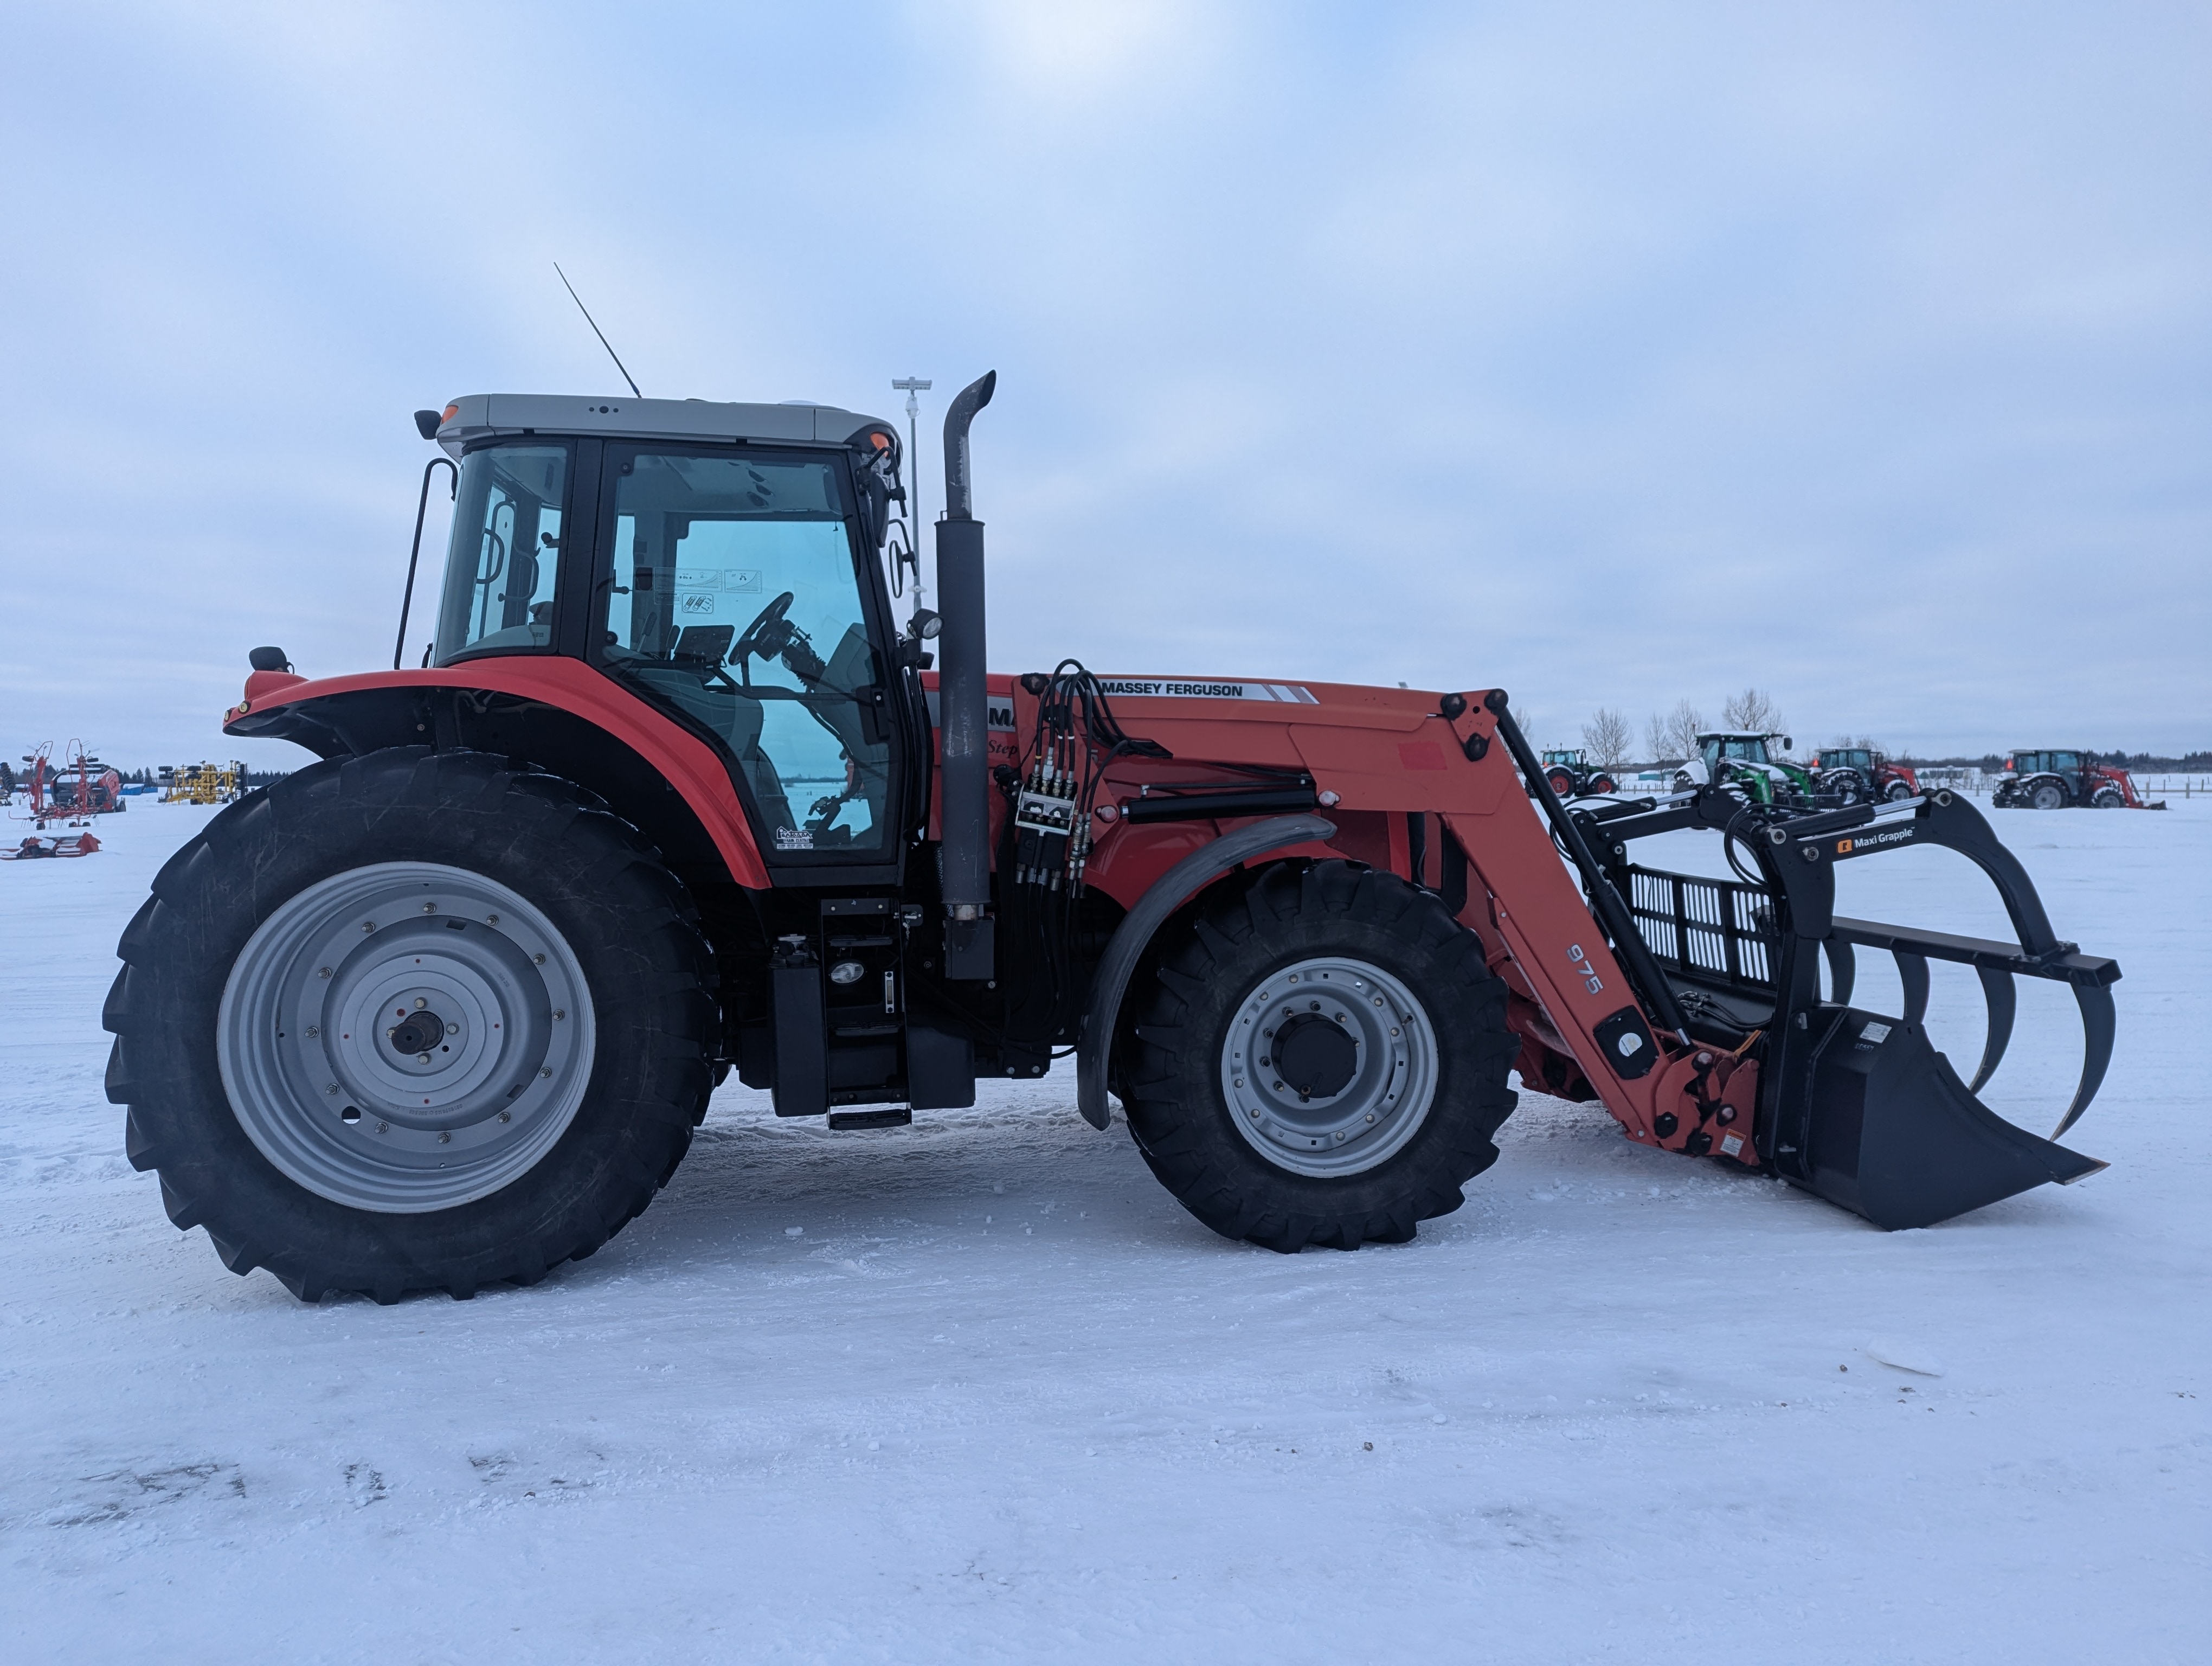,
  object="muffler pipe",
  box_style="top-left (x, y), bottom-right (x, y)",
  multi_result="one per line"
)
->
top-left (935, 371), bottom-right (997, 978)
